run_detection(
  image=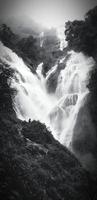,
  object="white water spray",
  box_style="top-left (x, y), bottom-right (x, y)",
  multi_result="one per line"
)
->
top-left (0, 41), bottom-right (95, 148)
